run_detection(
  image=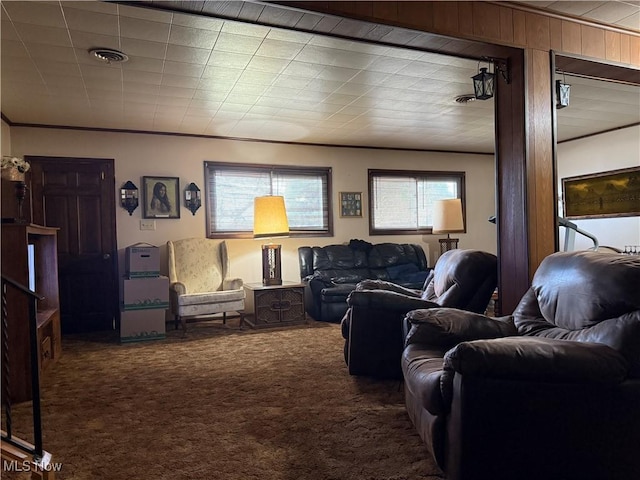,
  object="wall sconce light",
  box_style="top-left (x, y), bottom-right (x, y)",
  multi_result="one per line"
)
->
top-left (472, 59), bottom-right (510, 100)
top-left (432, 198), bottom-right (464, 254)
top-left (120, 180), bottom-right (139, 215)
top-left (556, 73), bottom-right (571, 109)
top-left (253, 195), bottom-right (289, 286)
top-left (472, 66), bottom-right (495, 100)
top-left (184, 182), bottom-right (201, 215)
